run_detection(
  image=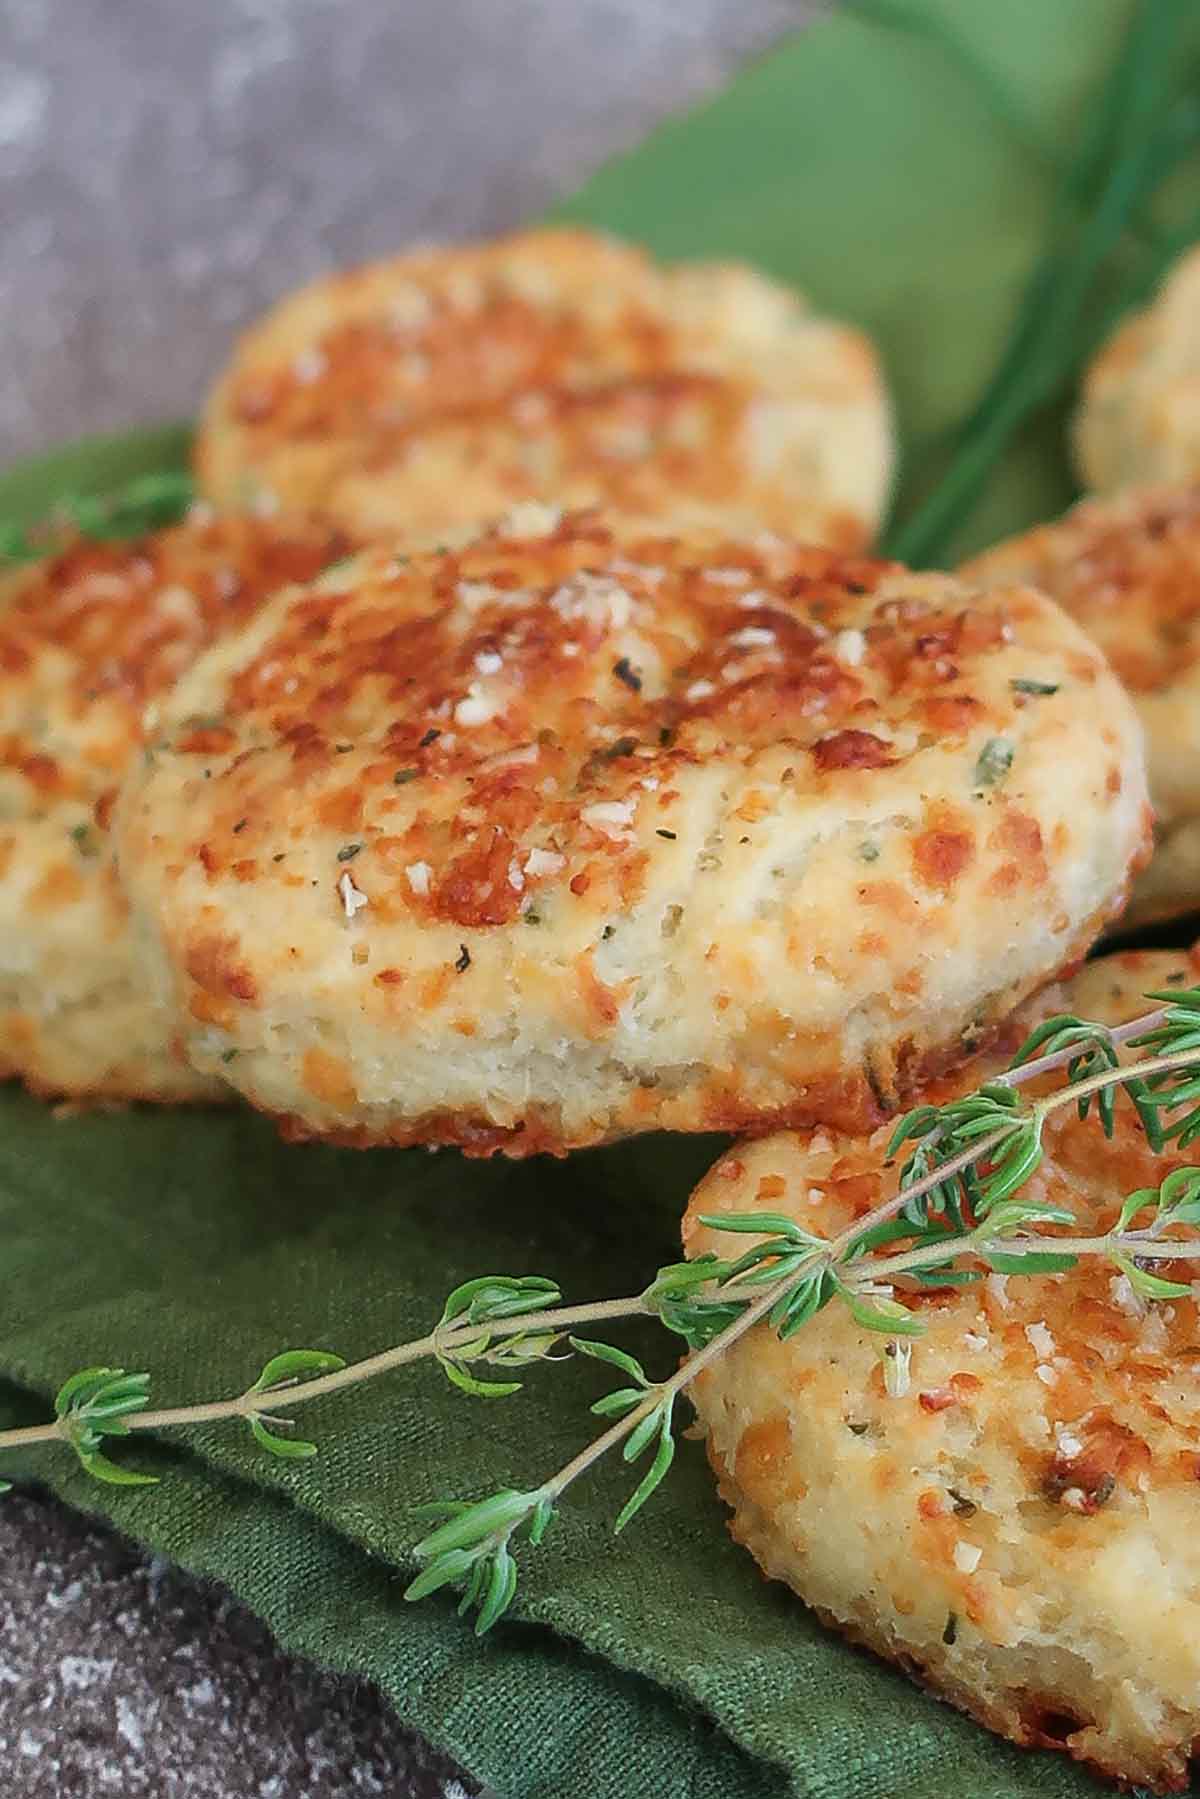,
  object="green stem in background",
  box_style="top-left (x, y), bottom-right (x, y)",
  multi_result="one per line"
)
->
top-left (886, 0), bottom-right (1200, 566)
top-left (848, 0), bottom-right (1182, 262)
